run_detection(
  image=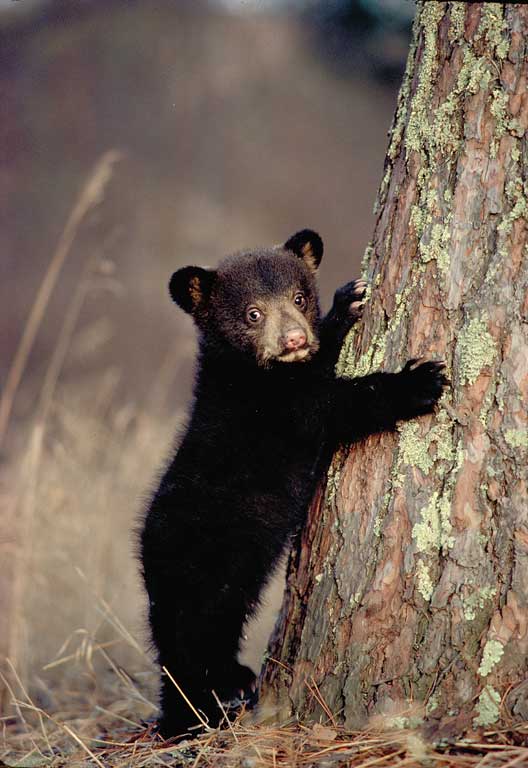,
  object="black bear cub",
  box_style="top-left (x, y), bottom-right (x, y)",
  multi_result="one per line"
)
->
top-left (140, 230), bottom-right (445, 738)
